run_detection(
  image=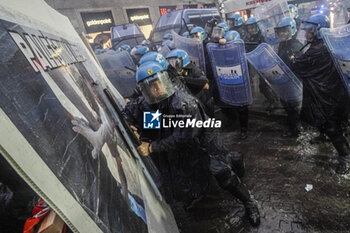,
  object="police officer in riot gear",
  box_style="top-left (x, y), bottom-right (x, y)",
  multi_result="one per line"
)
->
top-left (275, 17), bottom-right (303, 137)
top-left (124, 61), bottom-right (260, 228)
top-left (292, 14), bottom-right (350, 174)
top-left (129, 52), bottom-right (187, 100)
top-left (189, 26), bottom-right (207, 43)
top-left (209, 23), bottom-right (250, 139)
top-left (245, 17), bottom-right (279, 112)
top-left (204, 17), bottom-right (219, 41)
top-left (288, 4), bottom-right (301, 30)
top-left (210, 22), bottom-right (229, 43)
top-left (244, 17), bottom-right (264, 52)
top-left (166, 49), bottom-right (214, 116)
top-left (275, 17), bottom-right (303, 69)
top-left (227, 13), bottom-right (246, 40)
top-left (133, 62), bottom-right (212, 224)
top-left (130, 45), bottom-right (149, 64)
